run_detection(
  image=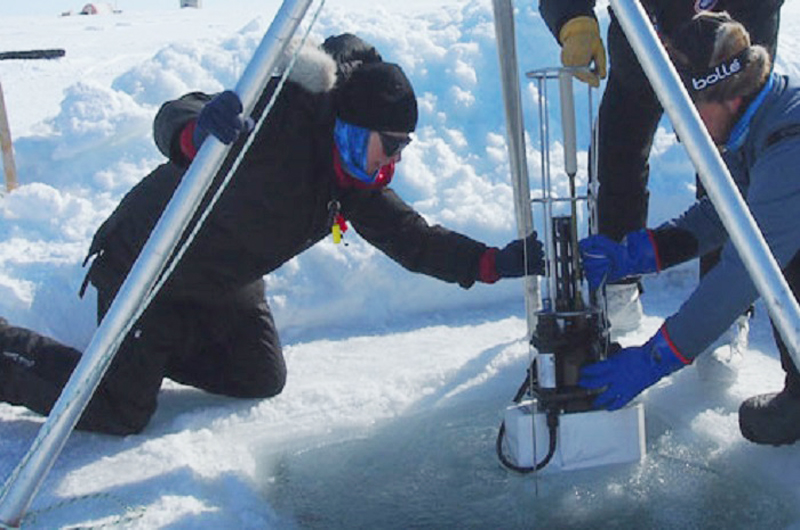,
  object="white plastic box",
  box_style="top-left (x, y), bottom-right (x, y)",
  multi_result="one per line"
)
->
top-left (503, 399), bottom-right (646, 473)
